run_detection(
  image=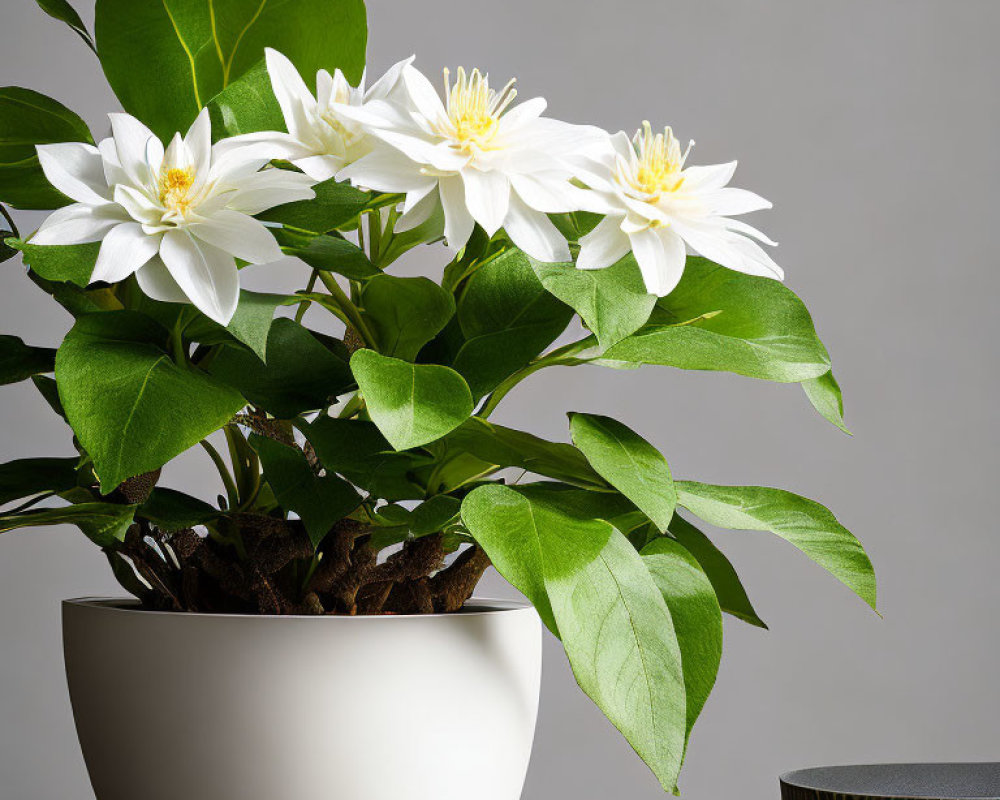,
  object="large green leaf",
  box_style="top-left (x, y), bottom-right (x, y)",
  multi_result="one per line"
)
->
top-left (641, 536), bottom-right (723, 743)
top-left (0, 87), bottom-right (93, 209)
top-left (351, 350), bottom-right (473, 451)
top-left (301, 416), bottom-right (432, 501)
top-left (278, 229), bottom-right (378, 280)
top-left (676, 481), bottom-right (876, 611)
top-left (0, 457), bottom-right (79, 506)
top-left (94, 0), bottom-right (368, 141)
top-left (533, 255), bottom-right (655, 349)
top-left (360, 275), bottom-right (455, 361)
top-left (0, 502), bottom-right (136, 547)
top-left (9, 238), bottom-right (97, 287)
top-left (209, 318), bottom-right (353, 417)
top-left (138, 487), bottom-right (219, 531)
top-left (0, 335), bottom-right (56, 385)
top-left (803, 369), bottom-right (850, 434)
top-left (207, 59), bottom-right (284, 138)
top-left (185, 290), bottom-right (296, 362)
top-left (263, 178), bottom-right (371, 234)
top-left (446, 248), bottom-right (574, 398)
top-left (667, 514), bottom-right (766, 629)
top-left (55, 311), bottom-right (246, 491)
top-left (600, 258), bottom-right (831, 383)
top-left (251, 435), bottom-right (360, 547)
top-left (570, 412), bottom-right (675, 531)
top-left (462, 484), bottom-right (687, 792)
